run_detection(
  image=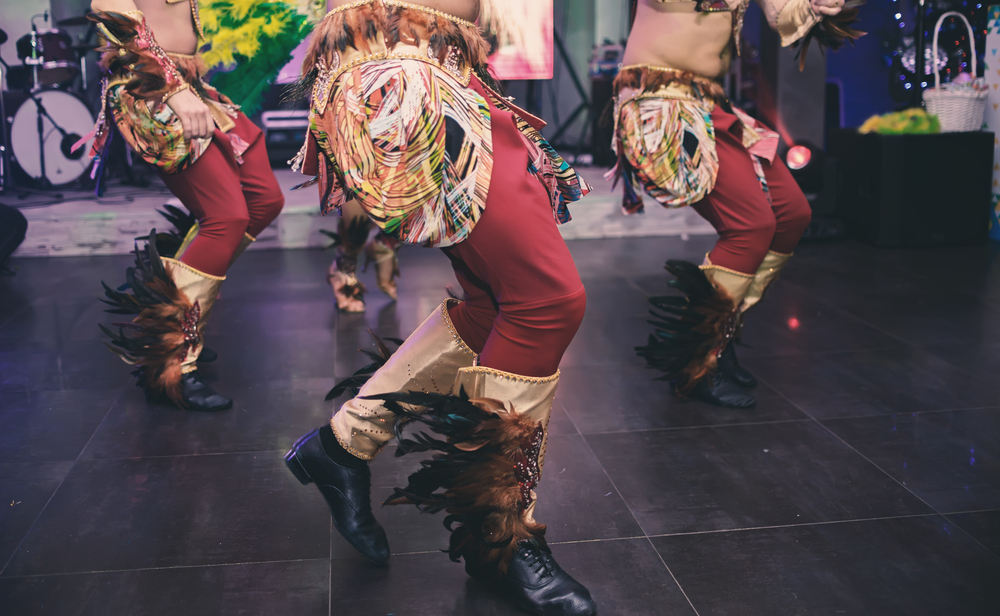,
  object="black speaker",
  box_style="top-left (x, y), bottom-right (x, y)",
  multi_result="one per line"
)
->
top-left (829, 129), bottom-right (993, 247)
